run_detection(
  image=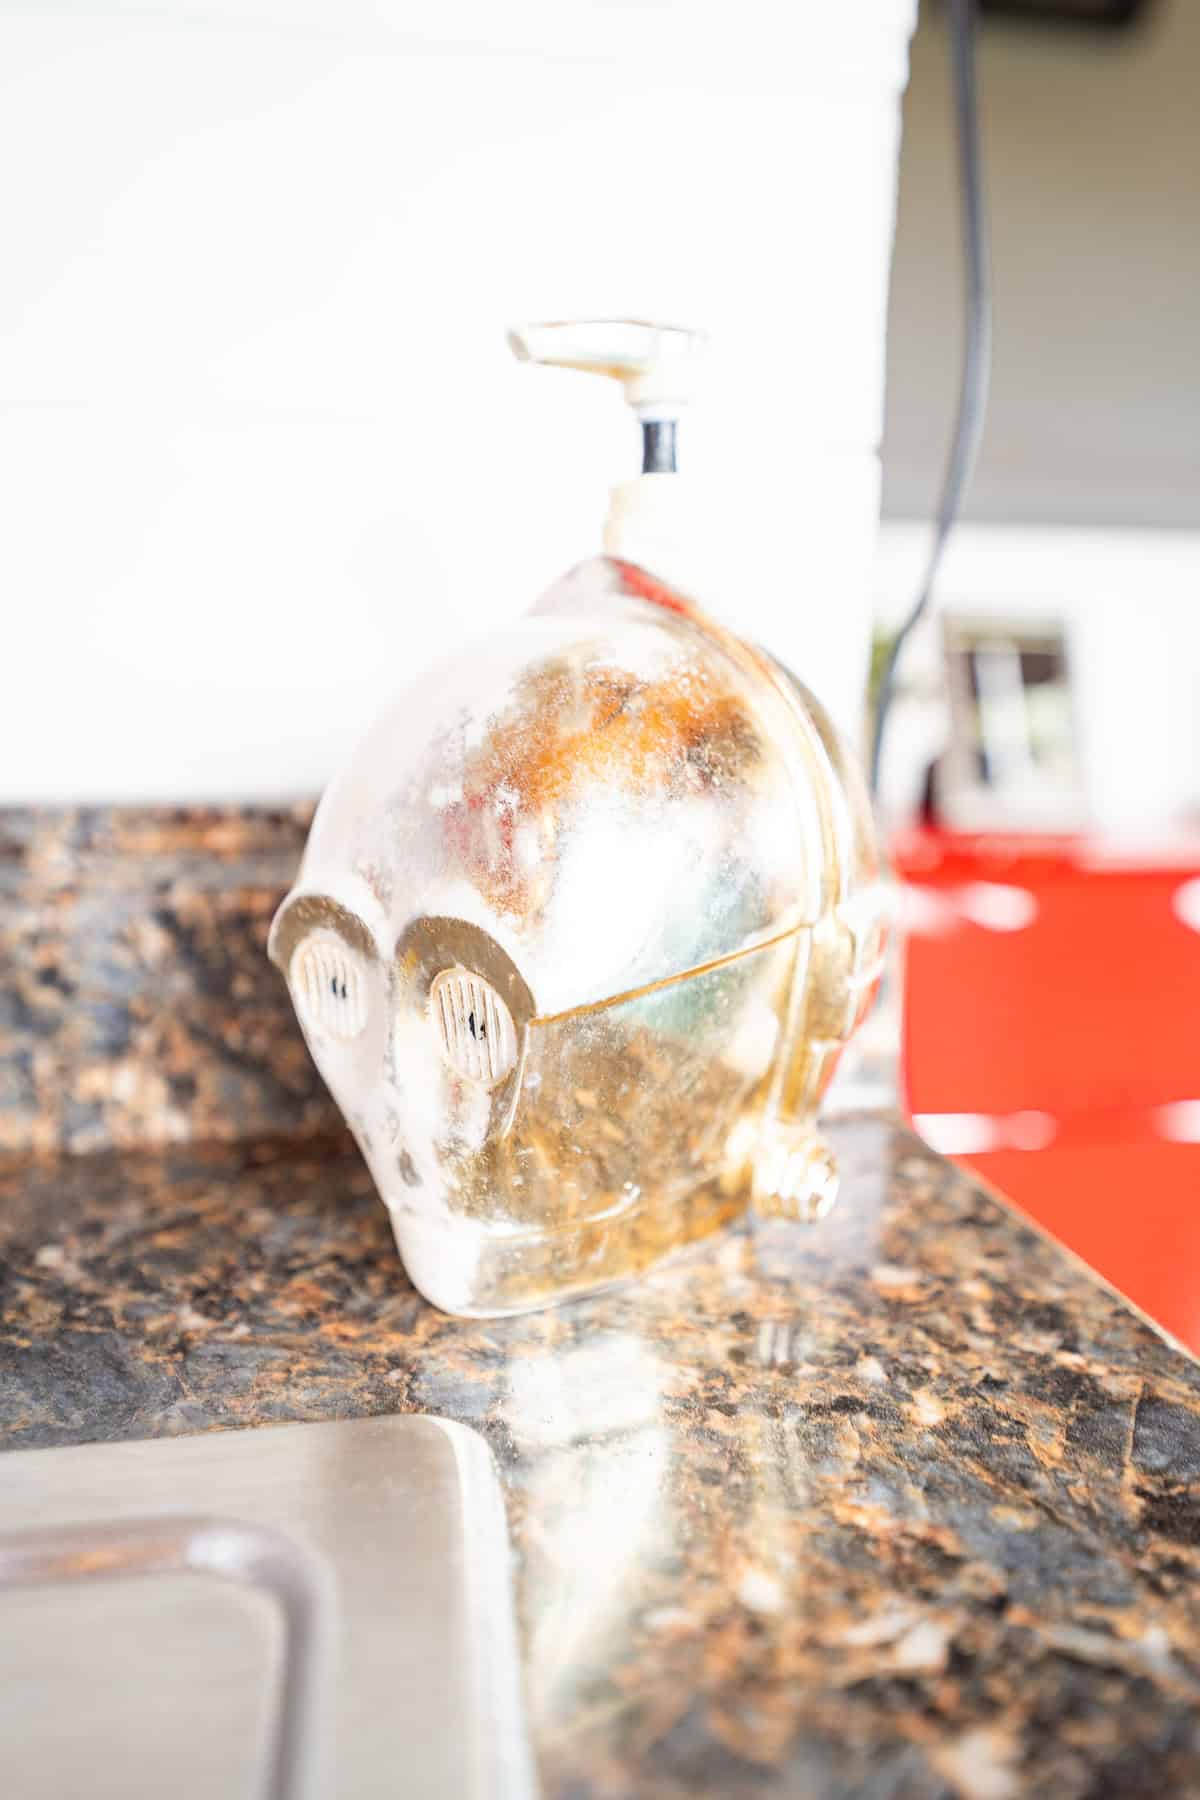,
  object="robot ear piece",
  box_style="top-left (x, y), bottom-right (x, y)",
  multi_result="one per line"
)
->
top-left (430, 968), bottom-right (518, 1088)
